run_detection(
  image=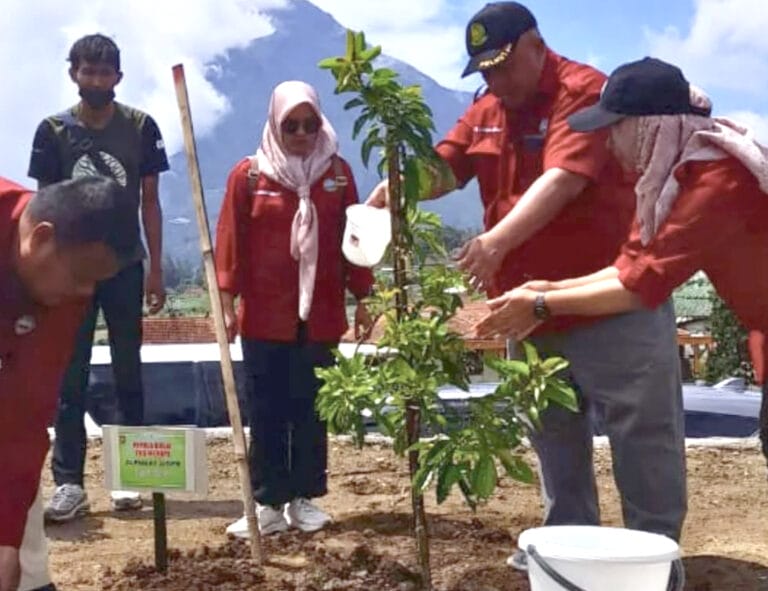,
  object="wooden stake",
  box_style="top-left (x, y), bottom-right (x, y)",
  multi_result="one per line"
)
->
top-left (171, 63), bottom-right (263, 564)
top-left (152, 492), bottom-right (168, 573)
